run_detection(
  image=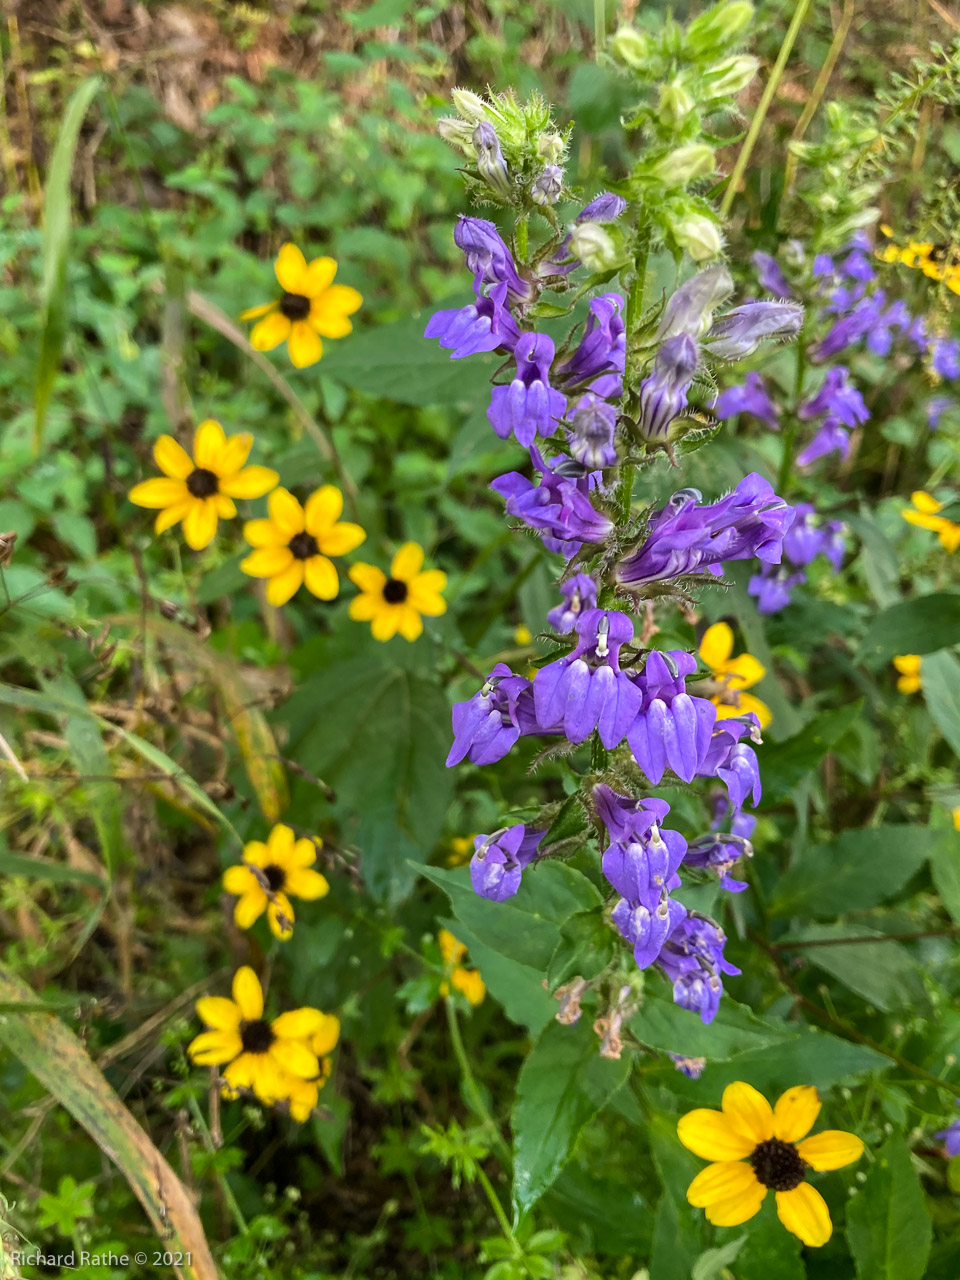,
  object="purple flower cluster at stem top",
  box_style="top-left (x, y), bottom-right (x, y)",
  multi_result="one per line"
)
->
top-left (748, 502), bottom-right (845, 613)
top-left (491, 448), bottom-right (612, 558)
